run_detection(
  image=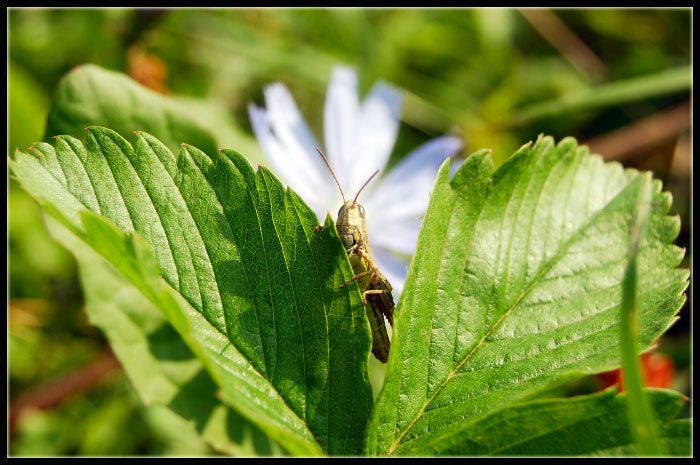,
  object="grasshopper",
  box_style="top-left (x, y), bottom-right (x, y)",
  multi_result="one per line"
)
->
top-left (316, 147), bottom-right (395, 363)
